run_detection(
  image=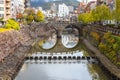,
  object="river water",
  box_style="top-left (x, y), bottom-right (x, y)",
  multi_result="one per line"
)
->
top-left (15, 52), bottom-right (110, 80)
